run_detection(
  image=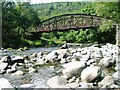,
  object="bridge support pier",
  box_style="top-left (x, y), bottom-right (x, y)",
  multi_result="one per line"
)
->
top-left (116, 24), bottom-right (120, 45)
